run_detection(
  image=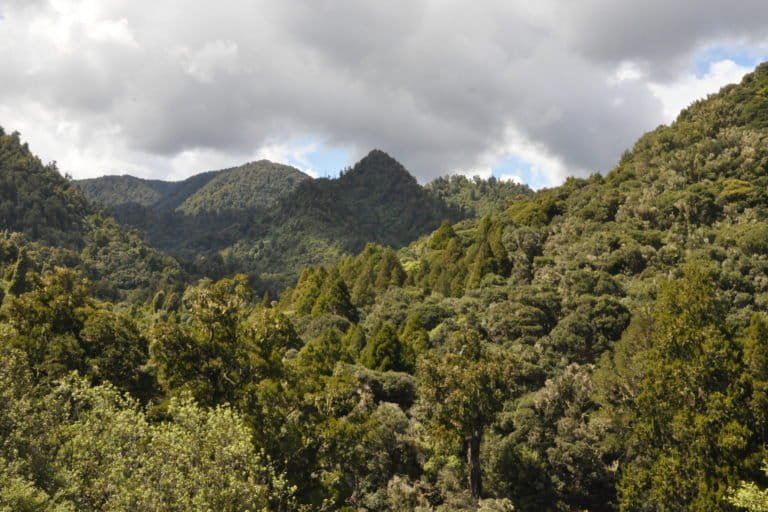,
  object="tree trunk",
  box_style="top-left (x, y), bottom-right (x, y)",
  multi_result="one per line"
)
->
top-left (467, 428), bottom-right (482, 500)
